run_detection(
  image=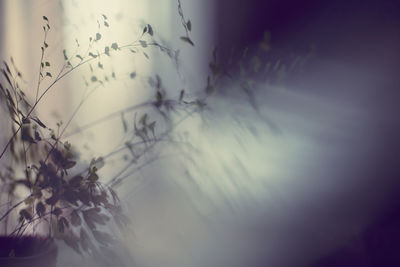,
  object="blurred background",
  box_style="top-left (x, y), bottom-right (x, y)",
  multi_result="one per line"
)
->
top-left (1, 0), bottom-right (400, 266)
